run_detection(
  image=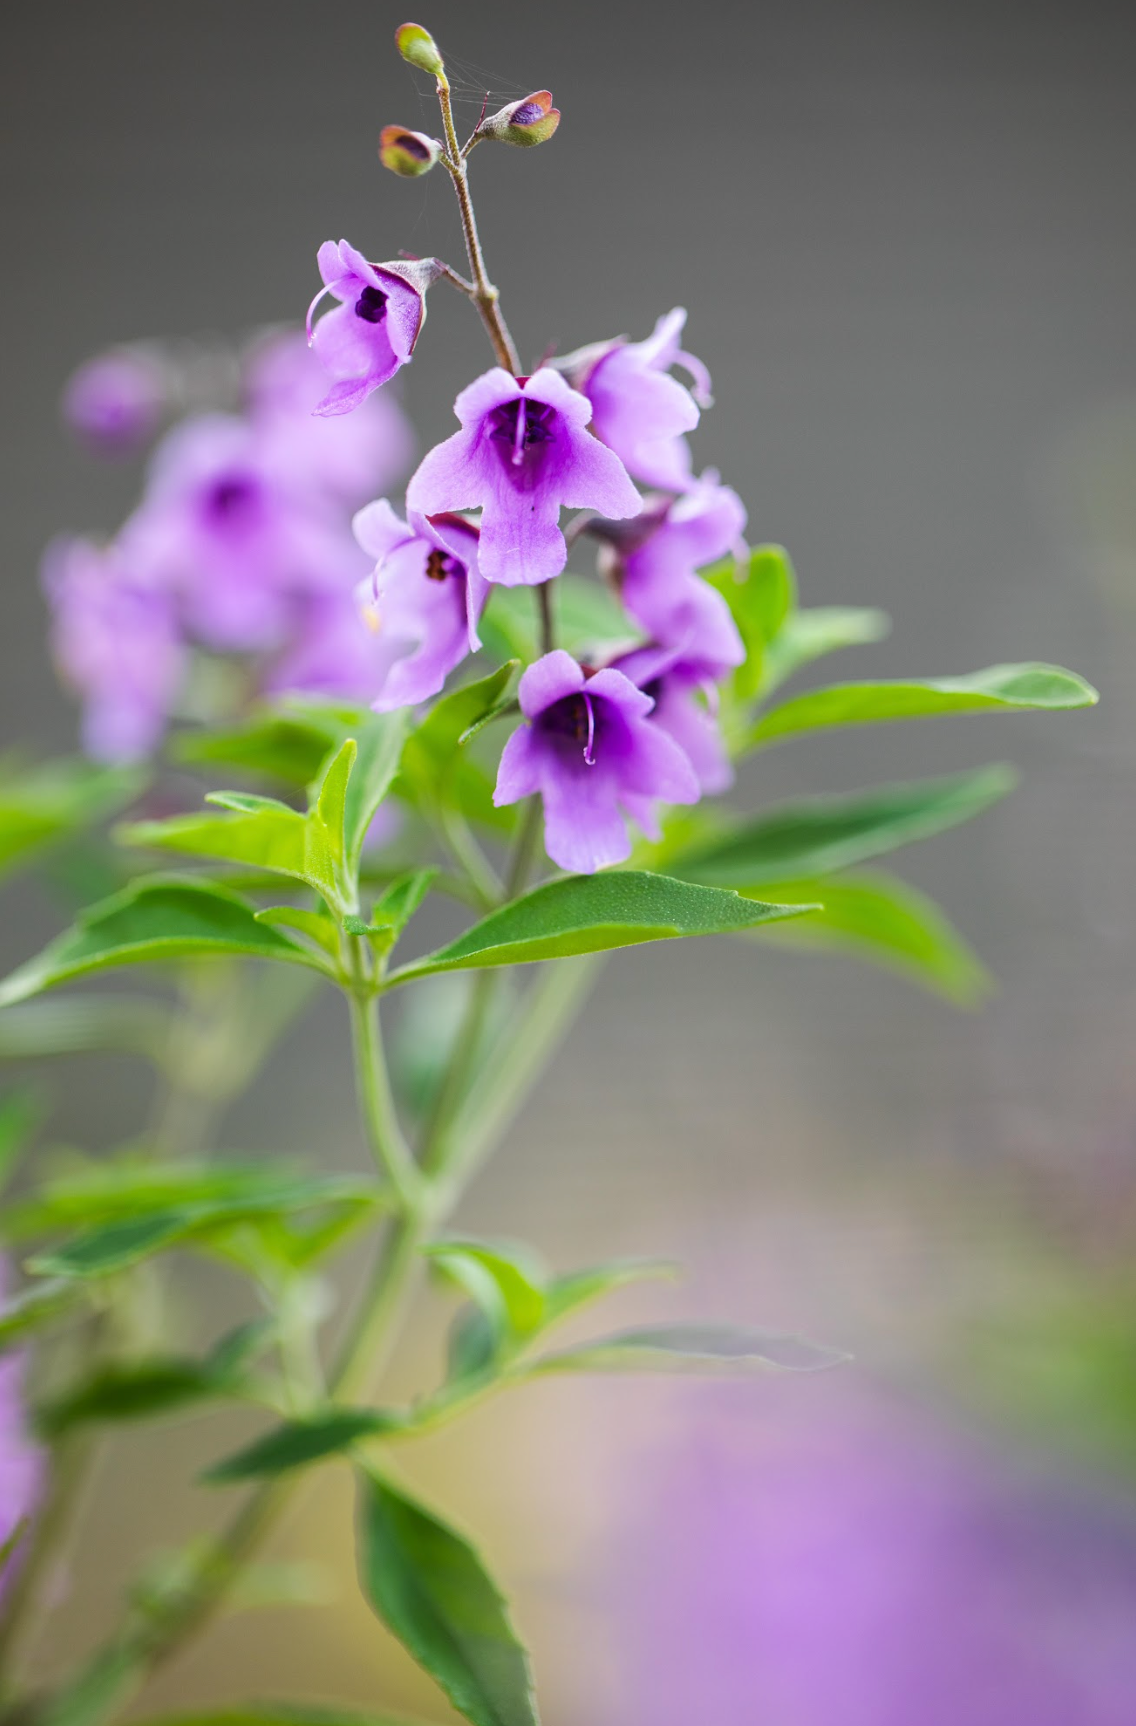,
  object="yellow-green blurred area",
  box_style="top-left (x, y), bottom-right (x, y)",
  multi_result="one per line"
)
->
top-left (3, 1), bottom-right (1136, 1722)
